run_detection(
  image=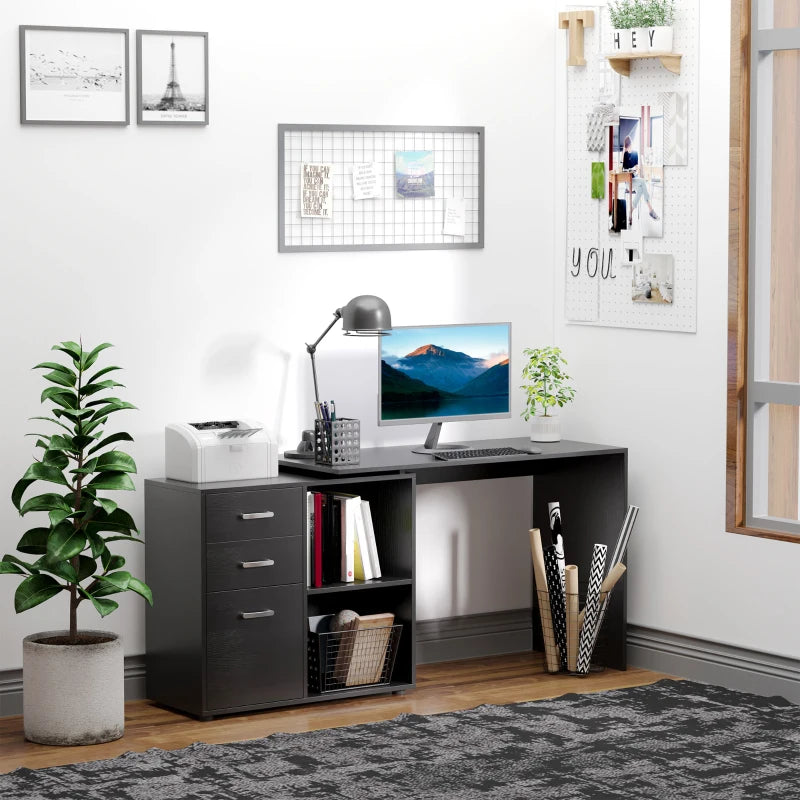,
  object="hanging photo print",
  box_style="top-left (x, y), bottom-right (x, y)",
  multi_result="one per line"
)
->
top-left (395, 151), bottom-right (435, 198)
top-left (632, 254), bottom-right (674, 304)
